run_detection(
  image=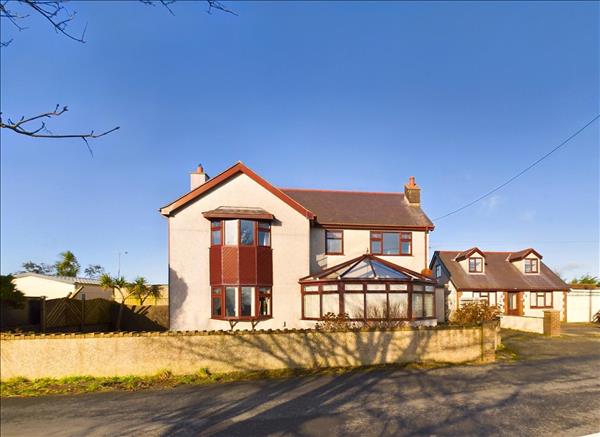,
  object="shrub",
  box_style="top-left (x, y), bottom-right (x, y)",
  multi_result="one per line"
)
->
top-left (315, 313), bottom-right (360, 331)
top-left (451, 301), bottom-right (500, 325)
top-left (363, 303), bottom-right (410, 329)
